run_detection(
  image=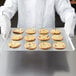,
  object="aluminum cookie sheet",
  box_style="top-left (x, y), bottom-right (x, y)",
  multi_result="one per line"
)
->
top-left (1, 28), bottom-right (75, 51)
